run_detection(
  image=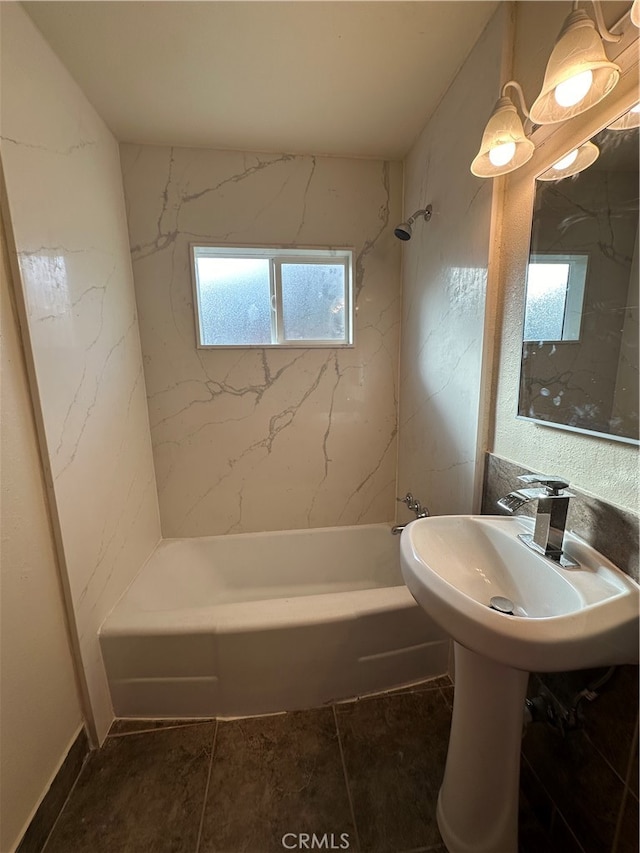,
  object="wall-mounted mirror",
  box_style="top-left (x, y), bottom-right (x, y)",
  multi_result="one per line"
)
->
top-left (518, 116), bottom-right (639, 445)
